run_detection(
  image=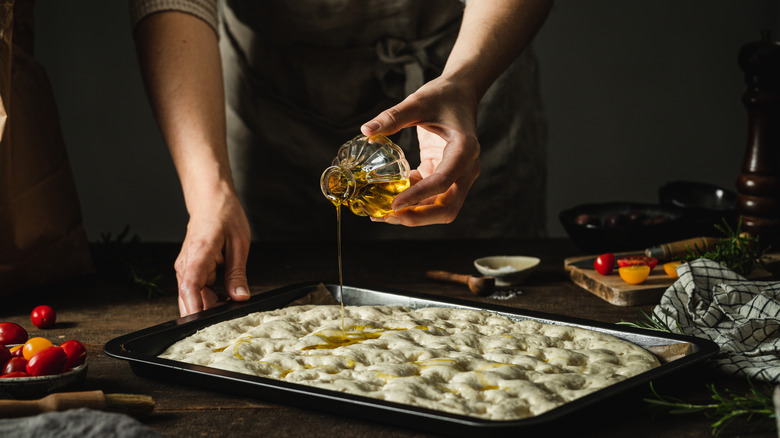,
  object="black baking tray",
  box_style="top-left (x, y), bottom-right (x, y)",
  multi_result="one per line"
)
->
top-left (104, 282), bottom-right (719, 437)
